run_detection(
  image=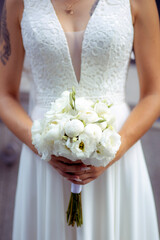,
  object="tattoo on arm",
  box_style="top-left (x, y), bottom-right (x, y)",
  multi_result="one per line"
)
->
top-left (0, 2), bottom-right (11, 65)
top-left (90, 0), bottom-right (99, 16)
